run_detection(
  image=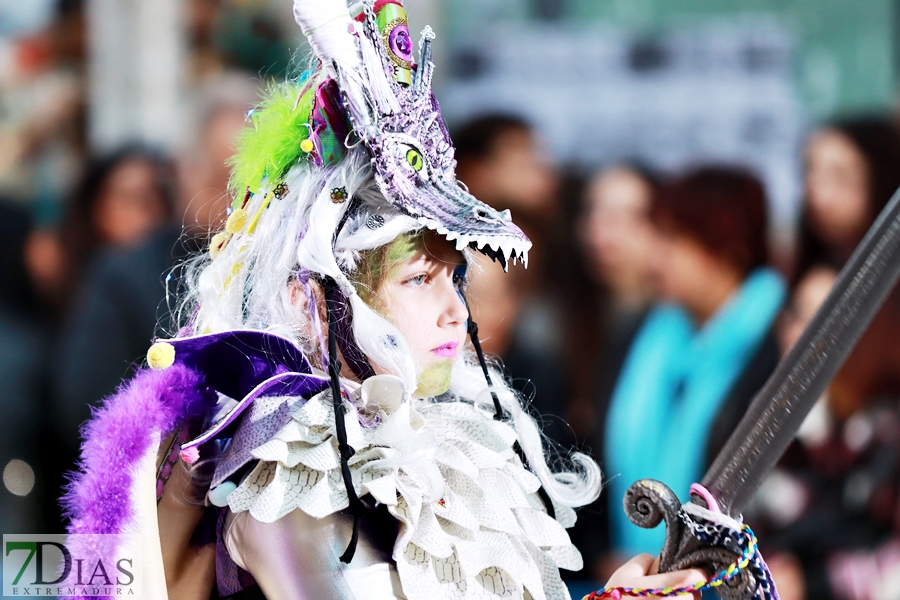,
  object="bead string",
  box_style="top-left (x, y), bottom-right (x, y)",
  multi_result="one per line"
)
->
top-left (583, 524), bottom-right (759, 599)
